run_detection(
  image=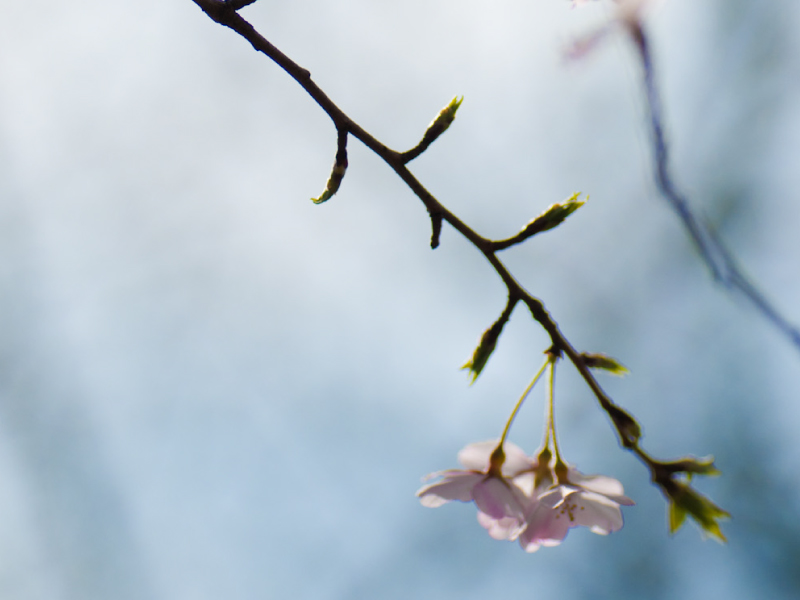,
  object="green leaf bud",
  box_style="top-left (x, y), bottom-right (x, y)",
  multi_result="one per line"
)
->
top-left (461, 320), bottom-right (503, 384)
top-left (518, 193), bottom-right (585, 238)
top-left (582, 352), bottom-right (629, 376)
top-left (311, 157), bottom-right (348, 204)
top-left (420, 96), bottom-right (464, 146)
